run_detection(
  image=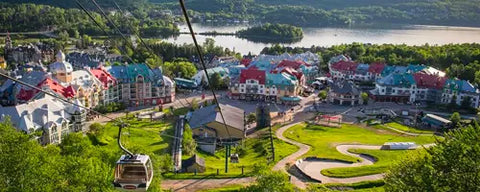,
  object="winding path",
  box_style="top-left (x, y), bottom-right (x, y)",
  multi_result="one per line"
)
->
top-left (296, 145), bottom-right (385, 183)
top-left (273, 122), bottom-right (436, 186)
top-left (273, 122), bottom-right (311, 188)
top-left (161, 177), bottom-right (254, 192)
